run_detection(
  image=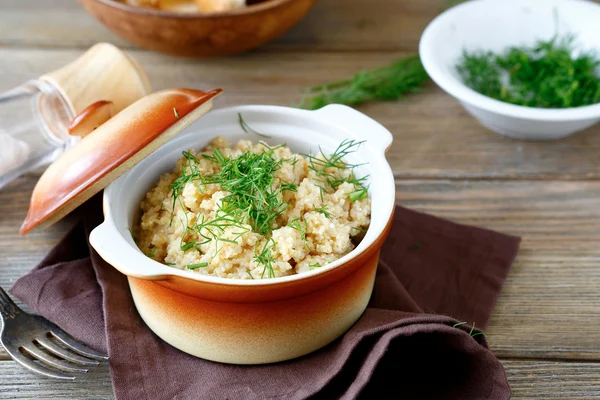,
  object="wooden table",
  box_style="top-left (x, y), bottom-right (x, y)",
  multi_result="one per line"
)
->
top-left (1, 0), bottom-right (600, 398)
